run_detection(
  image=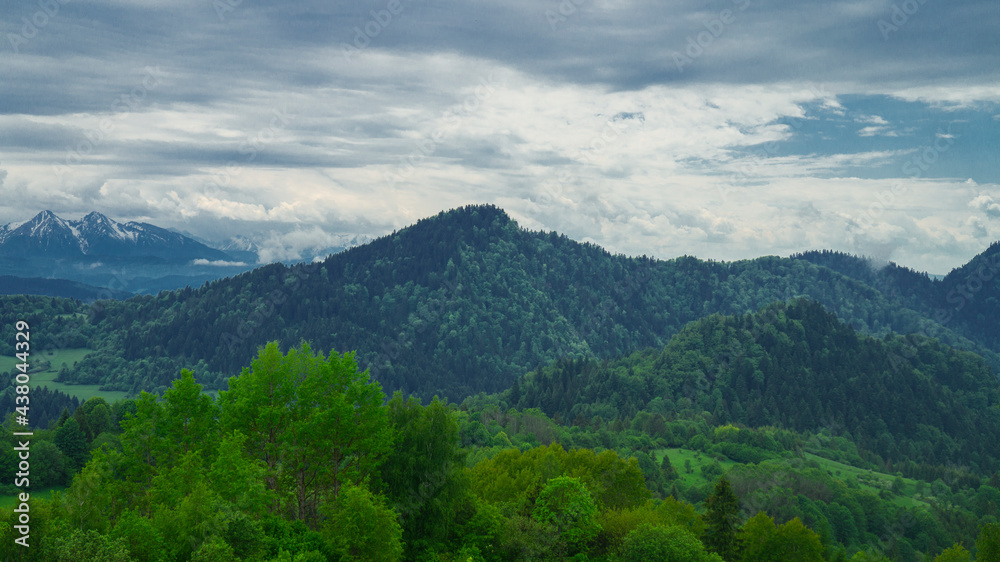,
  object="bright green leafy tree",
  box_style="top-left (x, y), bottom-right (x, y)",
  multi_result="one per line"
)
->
top-left (740, 512), bottom-right (824, 562)
top-left (978, 523), bottom-right (1000, 562)
top-left (533, 476), bottom-right (601, 554)
top-left (619, 523), bottom-right (724, 561)
top-left (219, 341), bottom-right (393, 525)
top-left (377, 393), bottom-right (469, 558)
top-left (55, 417), bottom-right (89, 472)
top-left (322, 483), bottom-right (403, 561)
top-left (934, 543), bottom-right (972, 562)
